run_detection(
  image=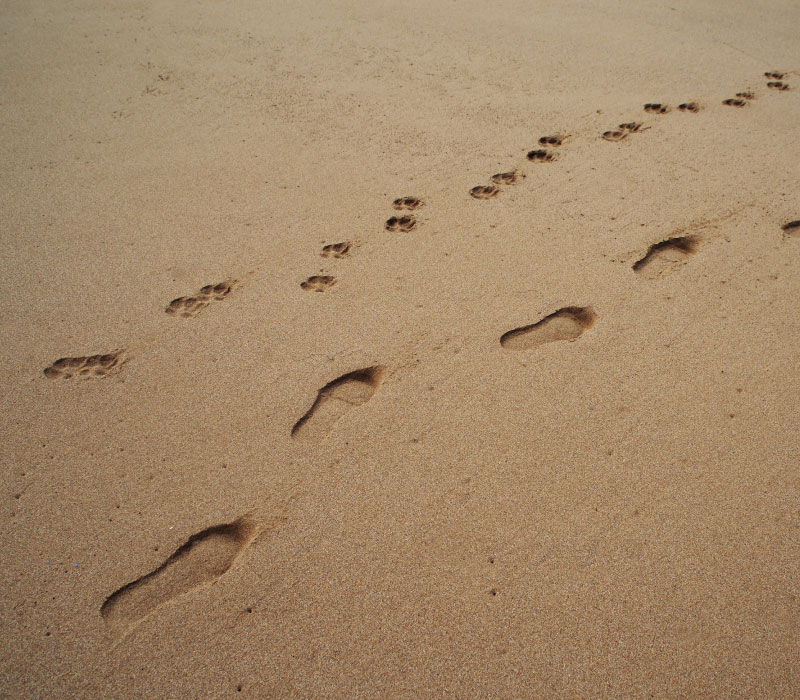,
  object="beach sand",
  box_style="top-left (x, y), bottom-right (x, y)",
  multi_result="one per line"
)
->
top-left (1, 0), bottom-right (798, 697)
